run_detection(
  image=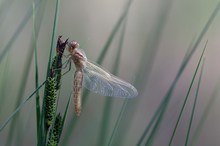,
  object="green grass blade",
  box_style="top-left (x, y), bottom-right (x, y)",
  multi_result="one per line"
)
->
top-left (0, 57), bottom-right (70, 133)
top-left (145, 40), bottom-right (205, 145)
top-left (148, 42), bottom-right (206, 146)
top-left (33, 1), bottom-right (41, 143)
top-left (0, 80), bottom-right (46, 132)
top-left (136, 37), bottom-right (197, 146)
top-left (5, 1), bottom-right (46, 145)
top-left (189, 81), bottom-right (220, 146)
top-left (0, 55), bottom-right (10, 114)
top-left (96, 0), bottom-right (133, 64)
top-left (61, 1), bottom-right (133, 145)
top-left (98, 97), bottom-right (114, 146)
top-left (167, 42), bottom-right (207, 146)
top-left (184, 59), bottom-right (205, 146)
top-left (108, 99), bottom-right (128, 146)
top-left (46, 0), bottom-right (60, 75)
top-left (40, 0), bottom-right (60, 145)
top-left (137, 1), bottom-right (220, 144)
top-left (60, 93), bottom-right (72, 137)
top-left (98, 15), bottom-right (127, 146)
top-left (136, 100), bottom-right (164, 145)
top-left (0, 0), bottom-right (42, 63)
top-left (6, 41), bottom-right (34, 146)
top-left (136, 38), bottom-right (200, 145)
top-left (113, 0), bottom-right (174, 144)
